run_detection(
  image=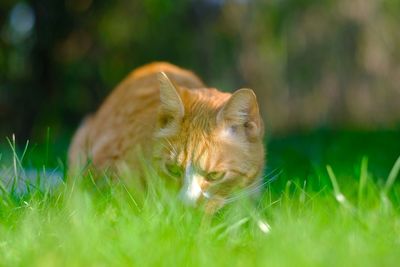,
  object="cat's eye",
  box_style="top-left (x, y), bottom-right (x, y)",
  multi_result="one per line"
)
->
top-left (165, 163), bottom-right (182, 177)
top-left (205, 171), bottom-right (225, 181)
